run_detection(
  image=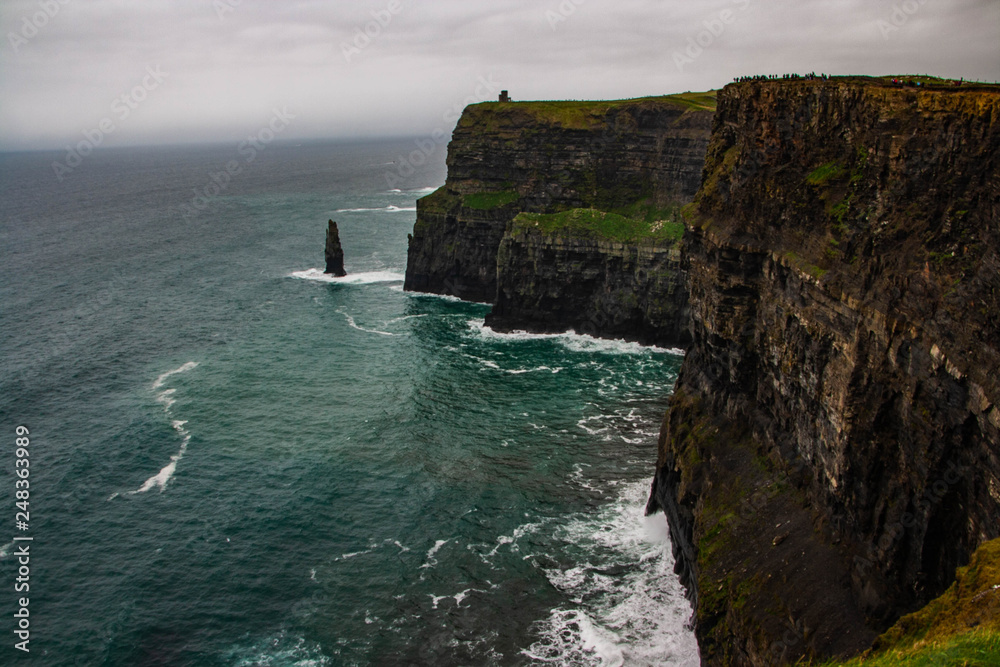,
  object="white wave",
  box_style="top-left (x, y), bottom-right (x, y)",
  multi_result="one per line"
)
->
top-left (453, 588), bottom-right (474, 606)
top-left (467, 320), bottom-right (684, 356)
top-left (471, 520), bottom-right (550, 564)
top-left (420, 539), bottom-right (450, 569)
top-left (335, 205), bottom-right (416, 213)
top-left (337, 309), bottom-right (396, 337)
top-left (477, 358), bottom-right (564, 374)
top-left (289, 269), bottom-right (405, 284)
top-left (387, 186), bottom-right (438, 195)
top-left (507, 365), bottom-right (562, 374)
top-left (129, 363), bottom-right (200, 496)
top-left (225, 630), bottom-right (330, 666)
top-left (428, 587), bottom-right (483, 610)
top-left (334, 538), bottom-right (409, 563)
top-left (385, 314), bottom-right (428, 325)
top-left (131, 422), bottom-right (191, 495)
top-left (522, 481), bottom-right (700, 666)
top-left (156, 388), bottom-right (177, 410)
top-left (577, 415), bottom-right (610, 436)
top-left (0, 542), bottom-right (13, 559)
top-left (405, 290), bottom-right (468, 303)
top-left (335, 548), bottom-right (374, 561)
top-left (152, 361), bottom-right (199, 390)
